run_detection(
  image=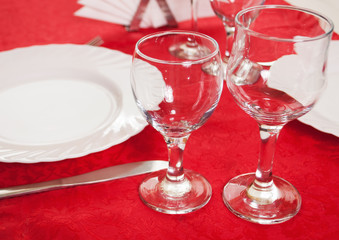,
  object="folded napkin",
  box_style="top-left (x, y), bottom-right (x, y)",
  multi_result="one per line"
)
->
top-left (299, 40), bottom-right (339, 137)
top-left (74, 0), bottom-right (215, 29)
top-left (285, 0), bottom-right (339, 33)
